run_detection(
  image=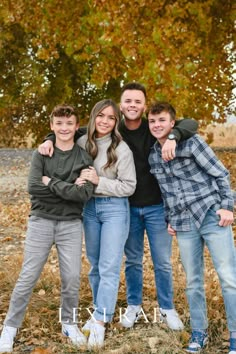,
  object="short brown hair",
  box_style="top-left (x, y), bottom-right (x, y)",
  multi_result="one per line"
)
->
top-left (147, 101), bottom-right (176, 120)
top-left (50, 104), bottom-right (79, 123)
